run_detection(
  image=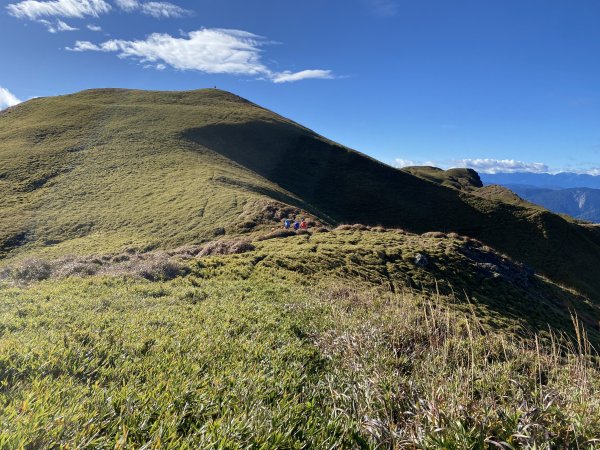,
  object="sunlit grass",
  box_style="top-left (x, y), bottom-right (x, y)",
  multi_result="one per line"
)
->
top-left (1, 230), bottom-right (600, 448)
